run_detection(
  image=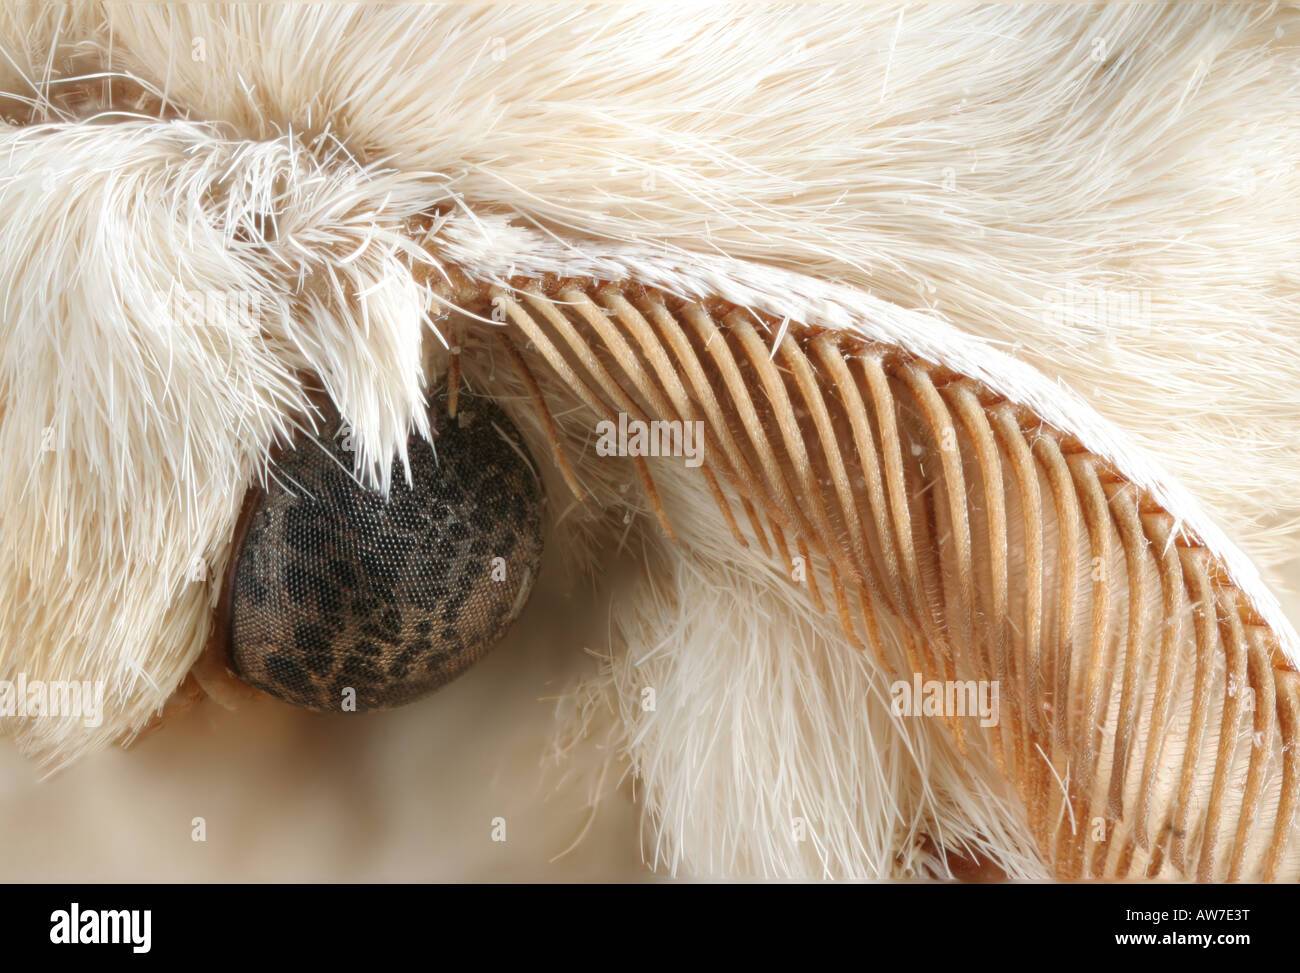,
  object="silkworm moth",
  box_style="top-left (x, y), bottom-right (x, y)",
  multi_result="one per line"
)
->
top-left (2, 1), bottom-right (1293, 890)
